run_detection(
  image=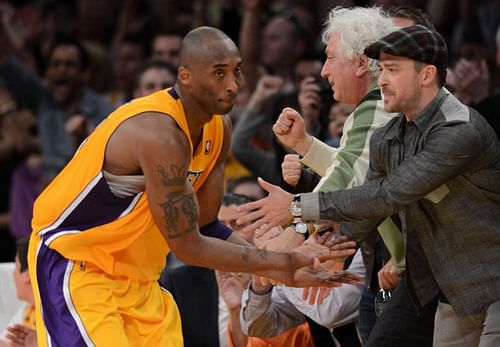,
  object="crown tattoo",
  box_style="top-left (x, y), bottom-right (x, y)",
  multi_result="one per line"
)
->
top-left (157, 164), bottom-right (186, 186)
